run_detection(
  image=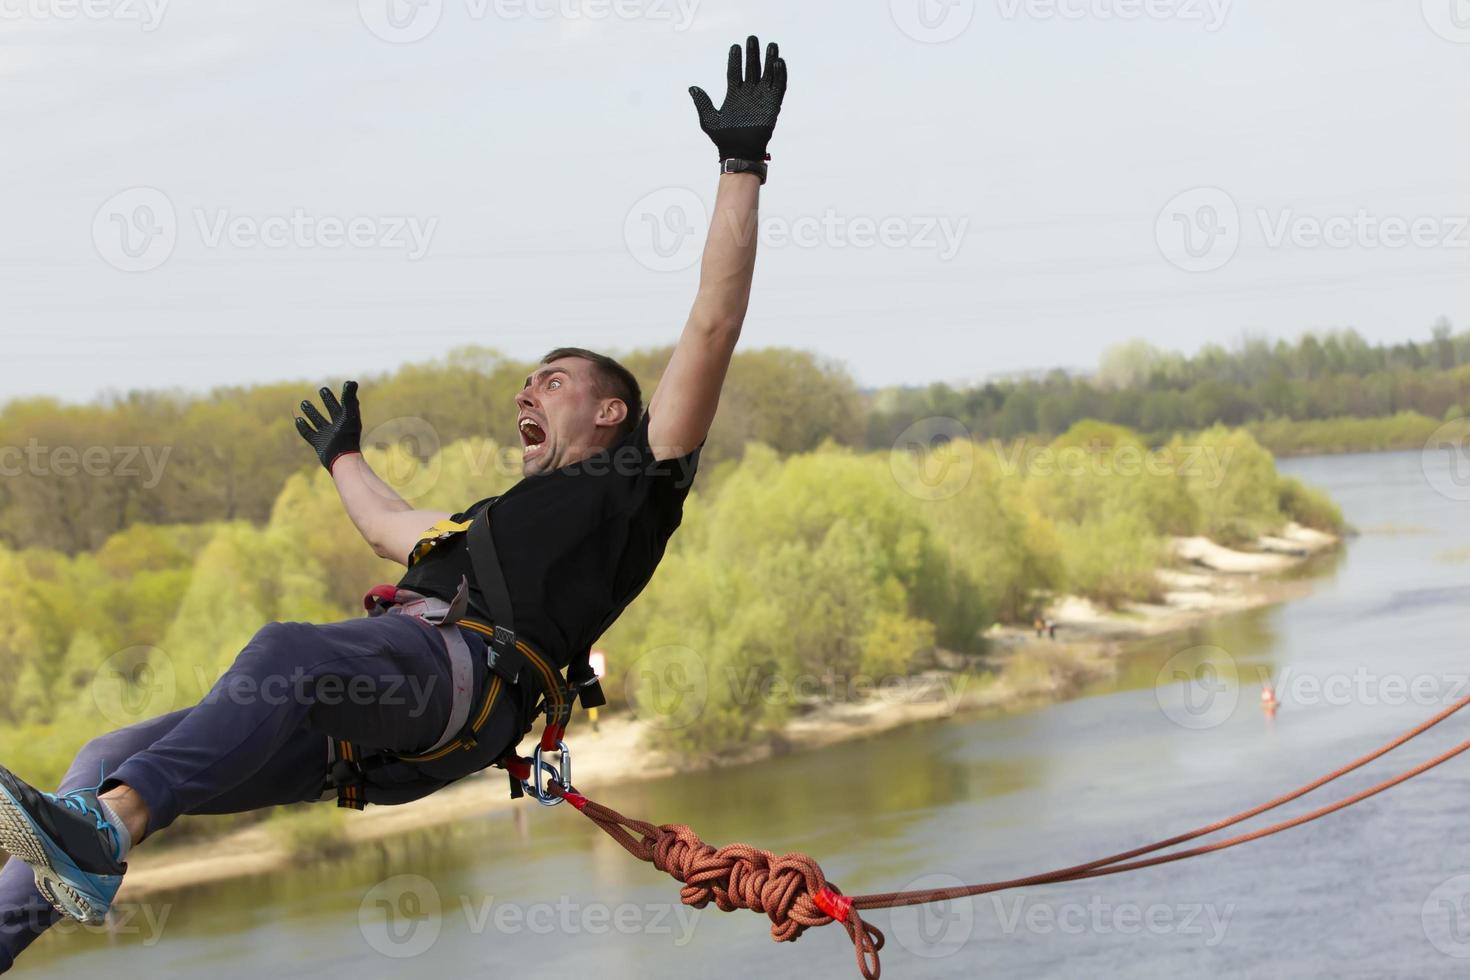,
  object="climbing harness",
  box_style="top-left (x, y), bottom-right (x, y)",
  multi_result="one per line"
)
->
top-left (325, 500), bottom-right (603, 808)
top-left (461, 505), bottom-right (603, 805)
top-left (533, 691), bottom-right (1470, 979)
